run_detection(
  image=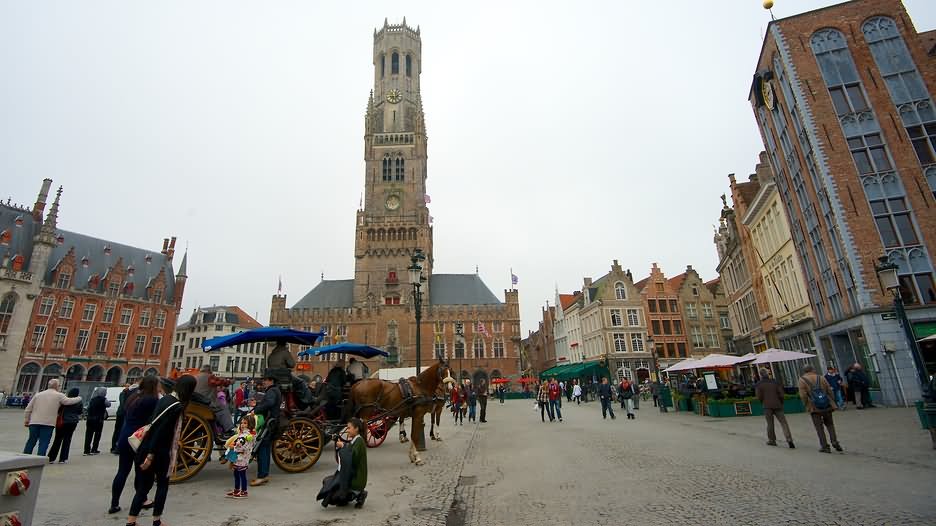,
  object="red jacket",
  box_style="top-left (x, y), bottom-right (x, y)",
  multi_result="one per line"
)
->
top-left (548, 383), bottom-right (560, 401)
top-left (234, 387), bottom-right (245, 407)
top-left (451, 387), bottom-right (462, 405)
